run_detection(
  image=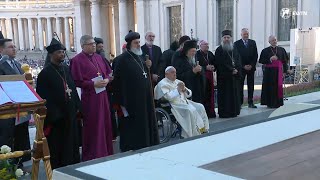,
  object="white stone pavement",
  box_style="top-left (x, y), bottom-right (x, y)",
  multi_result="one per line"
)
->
top-left (28, 91), bottom-right (320, 154)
